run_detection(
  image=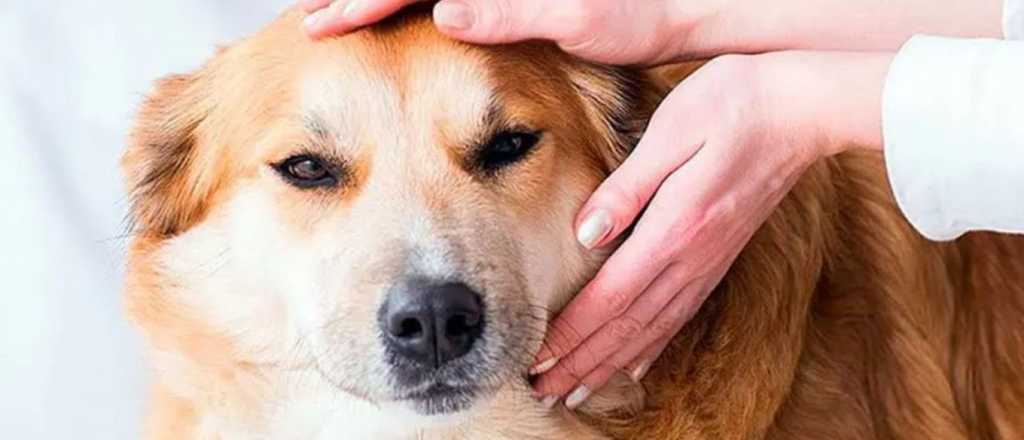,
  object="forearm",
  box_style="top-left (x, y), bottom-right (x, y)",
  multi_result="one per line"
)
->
top-left (676, 0), bottom-right (1005, 58)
